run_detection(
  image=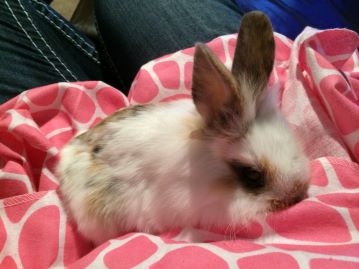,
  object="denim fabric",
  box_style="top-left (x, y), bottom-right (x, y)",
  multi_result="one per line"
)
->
top-left (0, 0), bottom-right (243, 103)
top-left (95, 0), bottom-right (243, 90)
top-left (0, 0), bottom-right (101, 103)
